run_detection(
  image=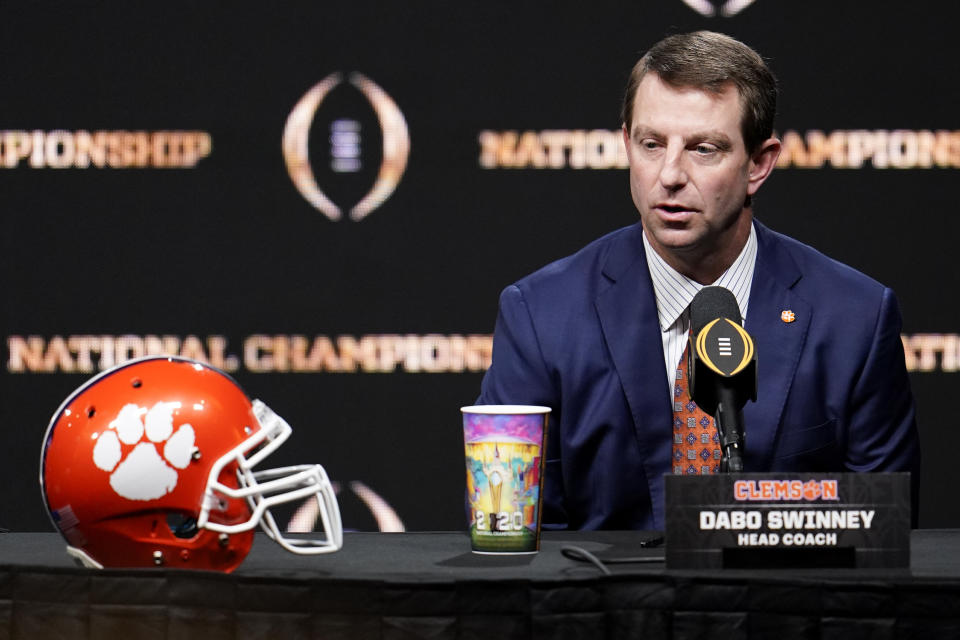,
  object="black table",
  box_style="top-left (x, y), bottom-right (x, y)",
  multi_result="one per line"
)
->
top-left (2, 530), bottom-right (960, 639)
